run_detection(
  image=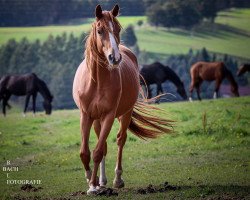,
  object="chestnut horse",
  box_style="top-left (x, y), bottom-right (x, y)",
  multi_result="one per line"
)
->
top-left (189, 61), bottom-right (239, 101)
top-left (237, 64), bottom-right (250, 76)
top-left (73, 5), bottom-right (173, 195)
